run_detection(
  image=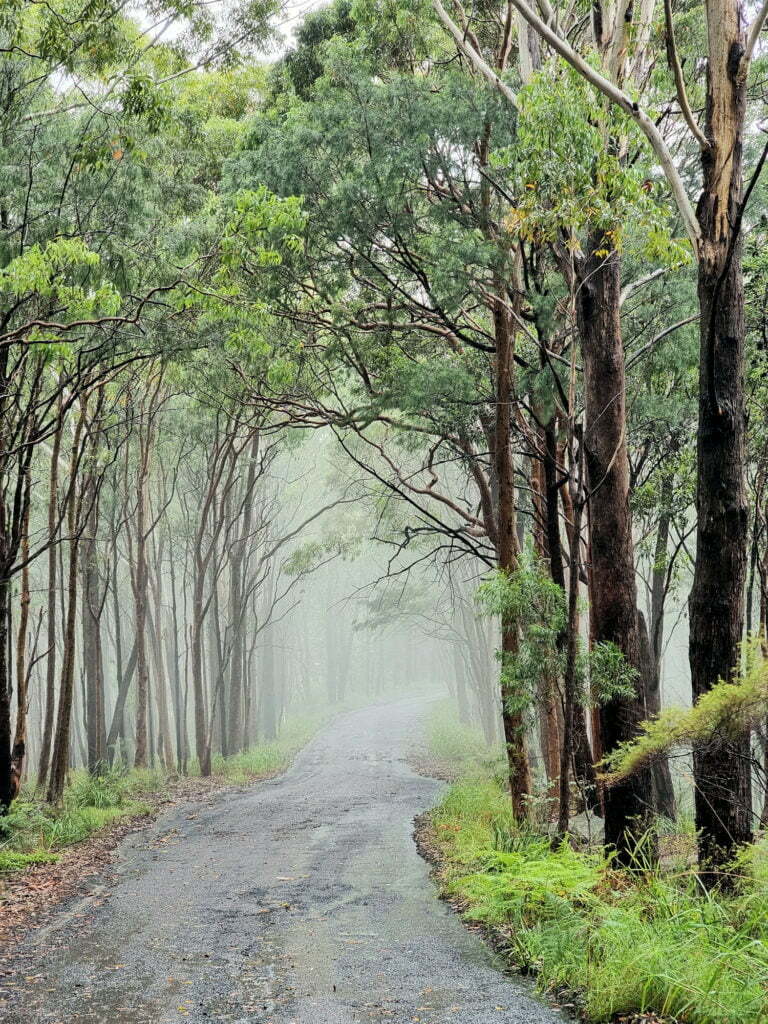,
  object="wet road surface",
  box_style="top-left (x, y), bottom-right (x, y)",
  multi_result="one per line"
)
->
top-left (3, 698), bottom-right (562, 1024)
